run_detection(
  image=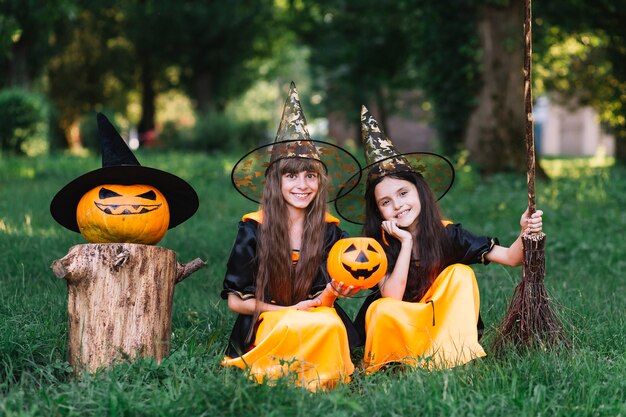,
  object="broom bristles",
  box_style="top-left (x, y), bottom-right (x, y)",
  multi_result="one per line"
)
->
top-left (491, 233), bottom-right (570, 355)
